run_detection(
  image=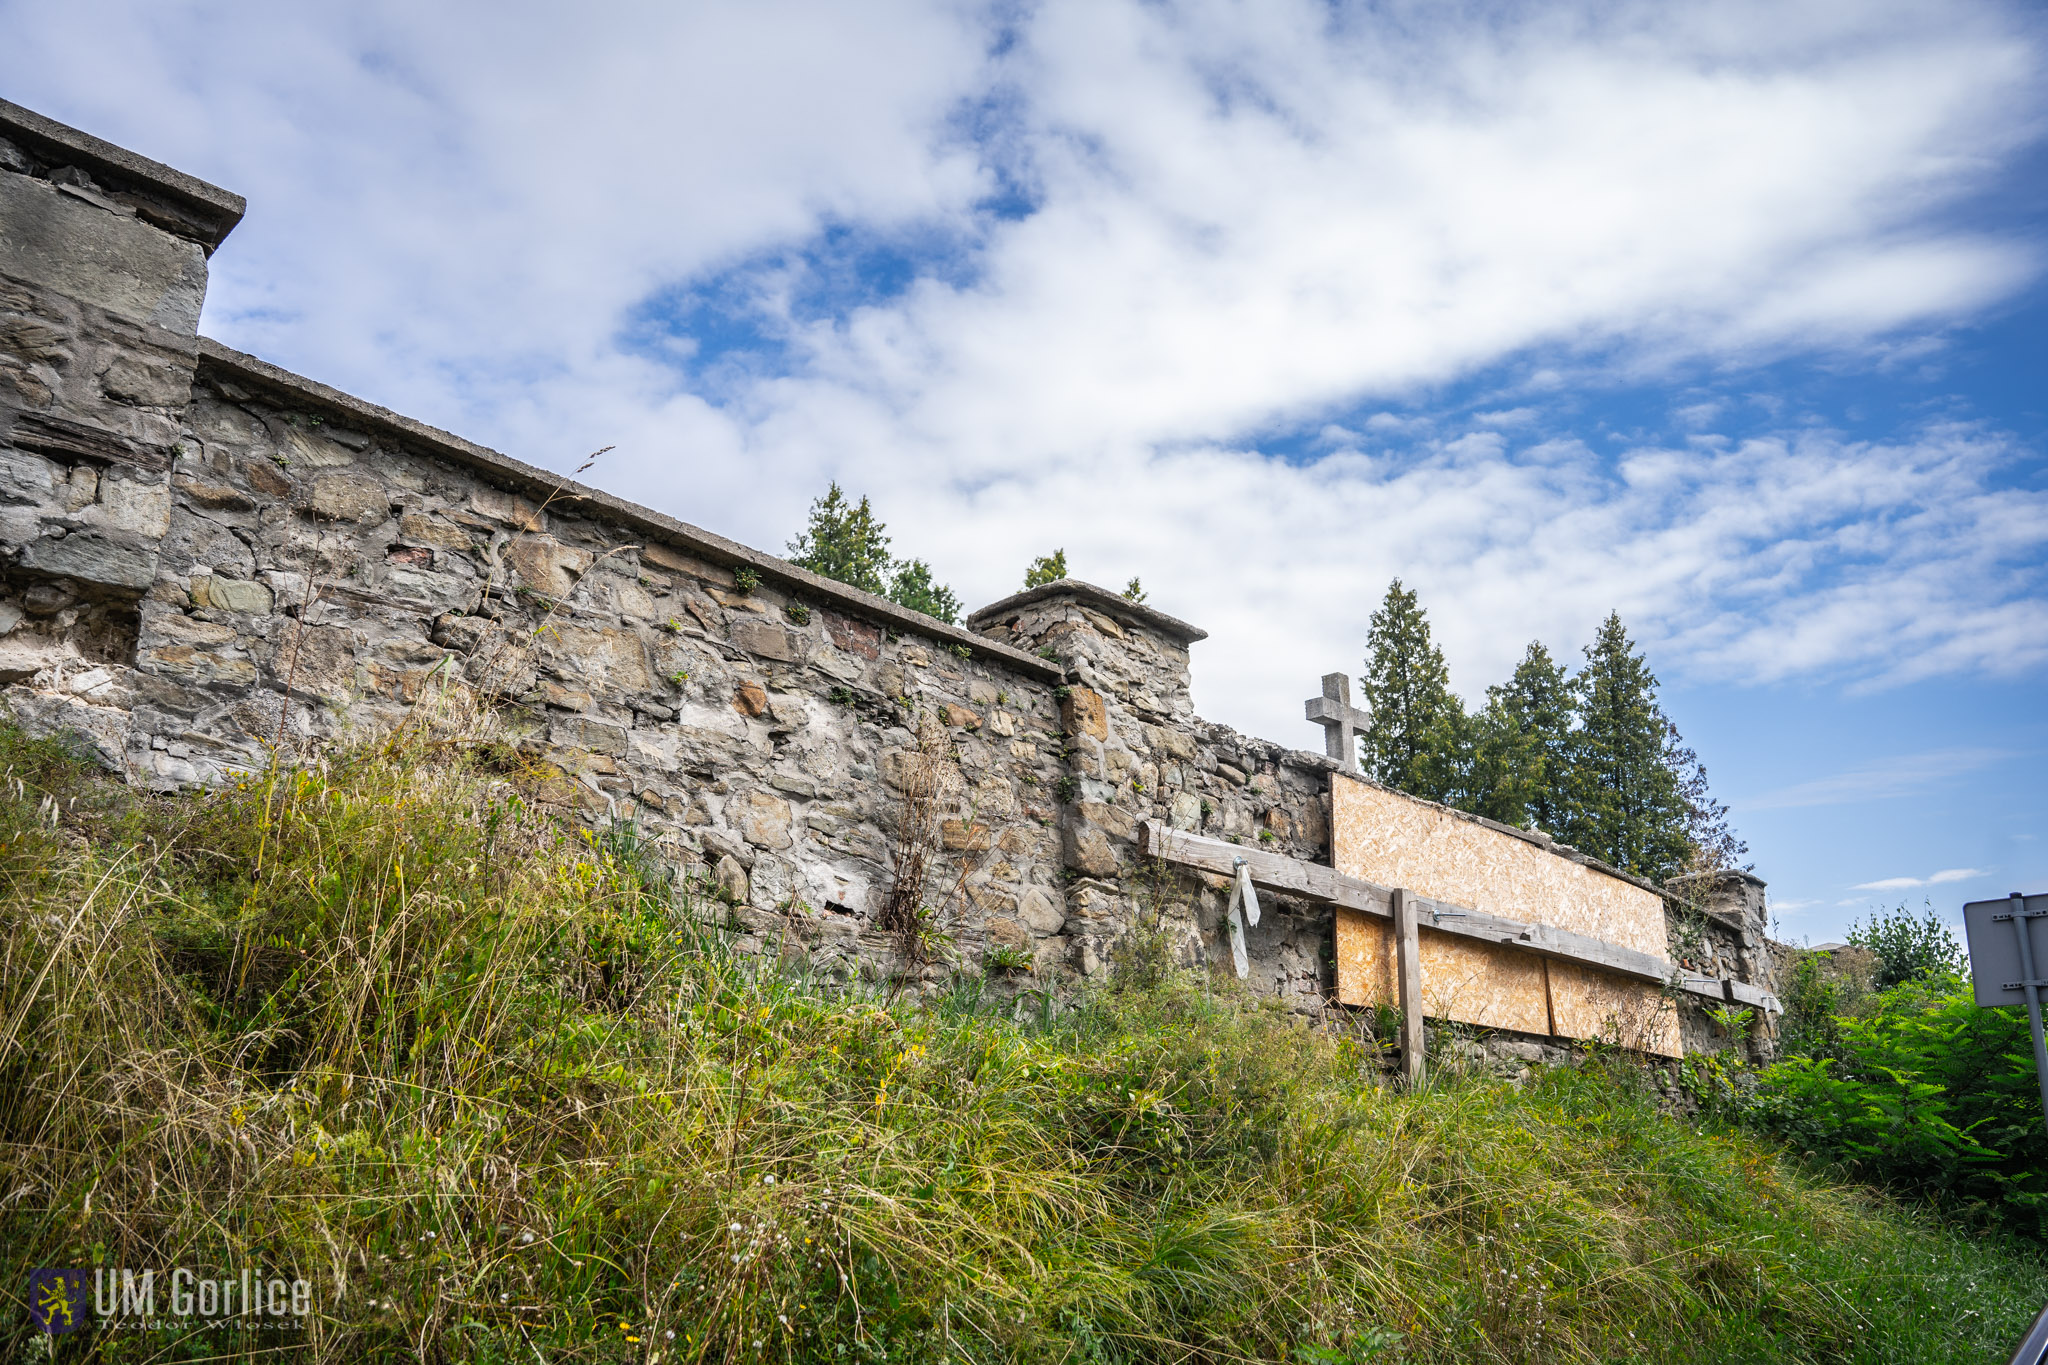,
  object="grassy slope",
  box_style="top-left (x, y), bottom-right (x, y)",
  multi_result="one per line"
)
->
top-left (0, 717), bottom-right (2042, 1363)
